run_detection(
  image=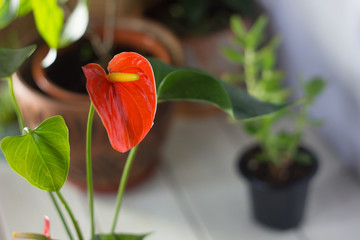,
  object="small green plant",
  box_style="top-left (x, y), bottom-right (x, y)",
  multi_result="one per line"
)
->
top-left (222, 15), bottom-right (326, 179)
